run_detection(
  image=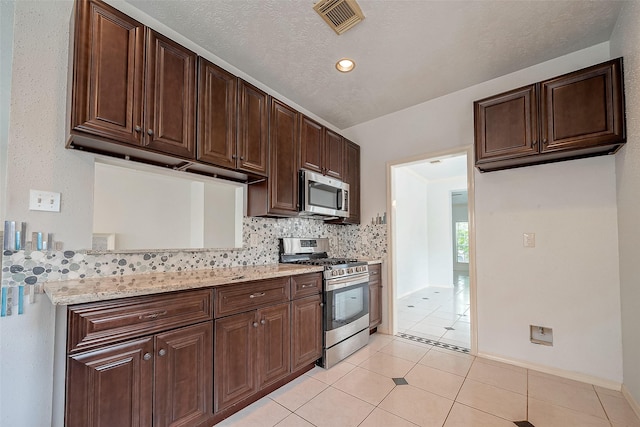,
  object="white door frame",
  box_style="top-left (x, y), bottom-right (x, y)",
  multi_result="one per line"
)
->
top-left (386, 145), bottom-right (478, 355)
